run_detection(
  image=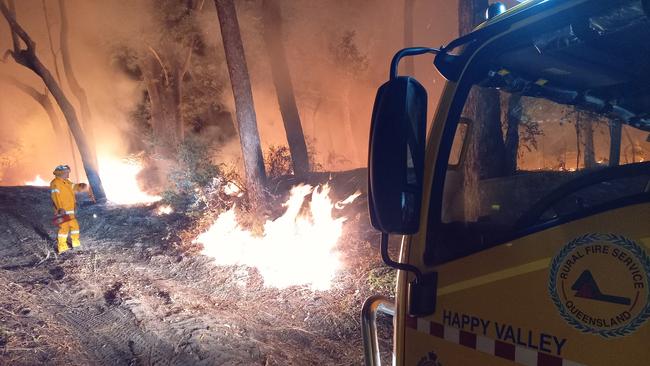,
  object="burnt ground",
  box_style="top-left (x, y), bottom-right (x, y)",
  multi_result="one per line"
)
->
top-left (0, 170), bottom-right (394, 365)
